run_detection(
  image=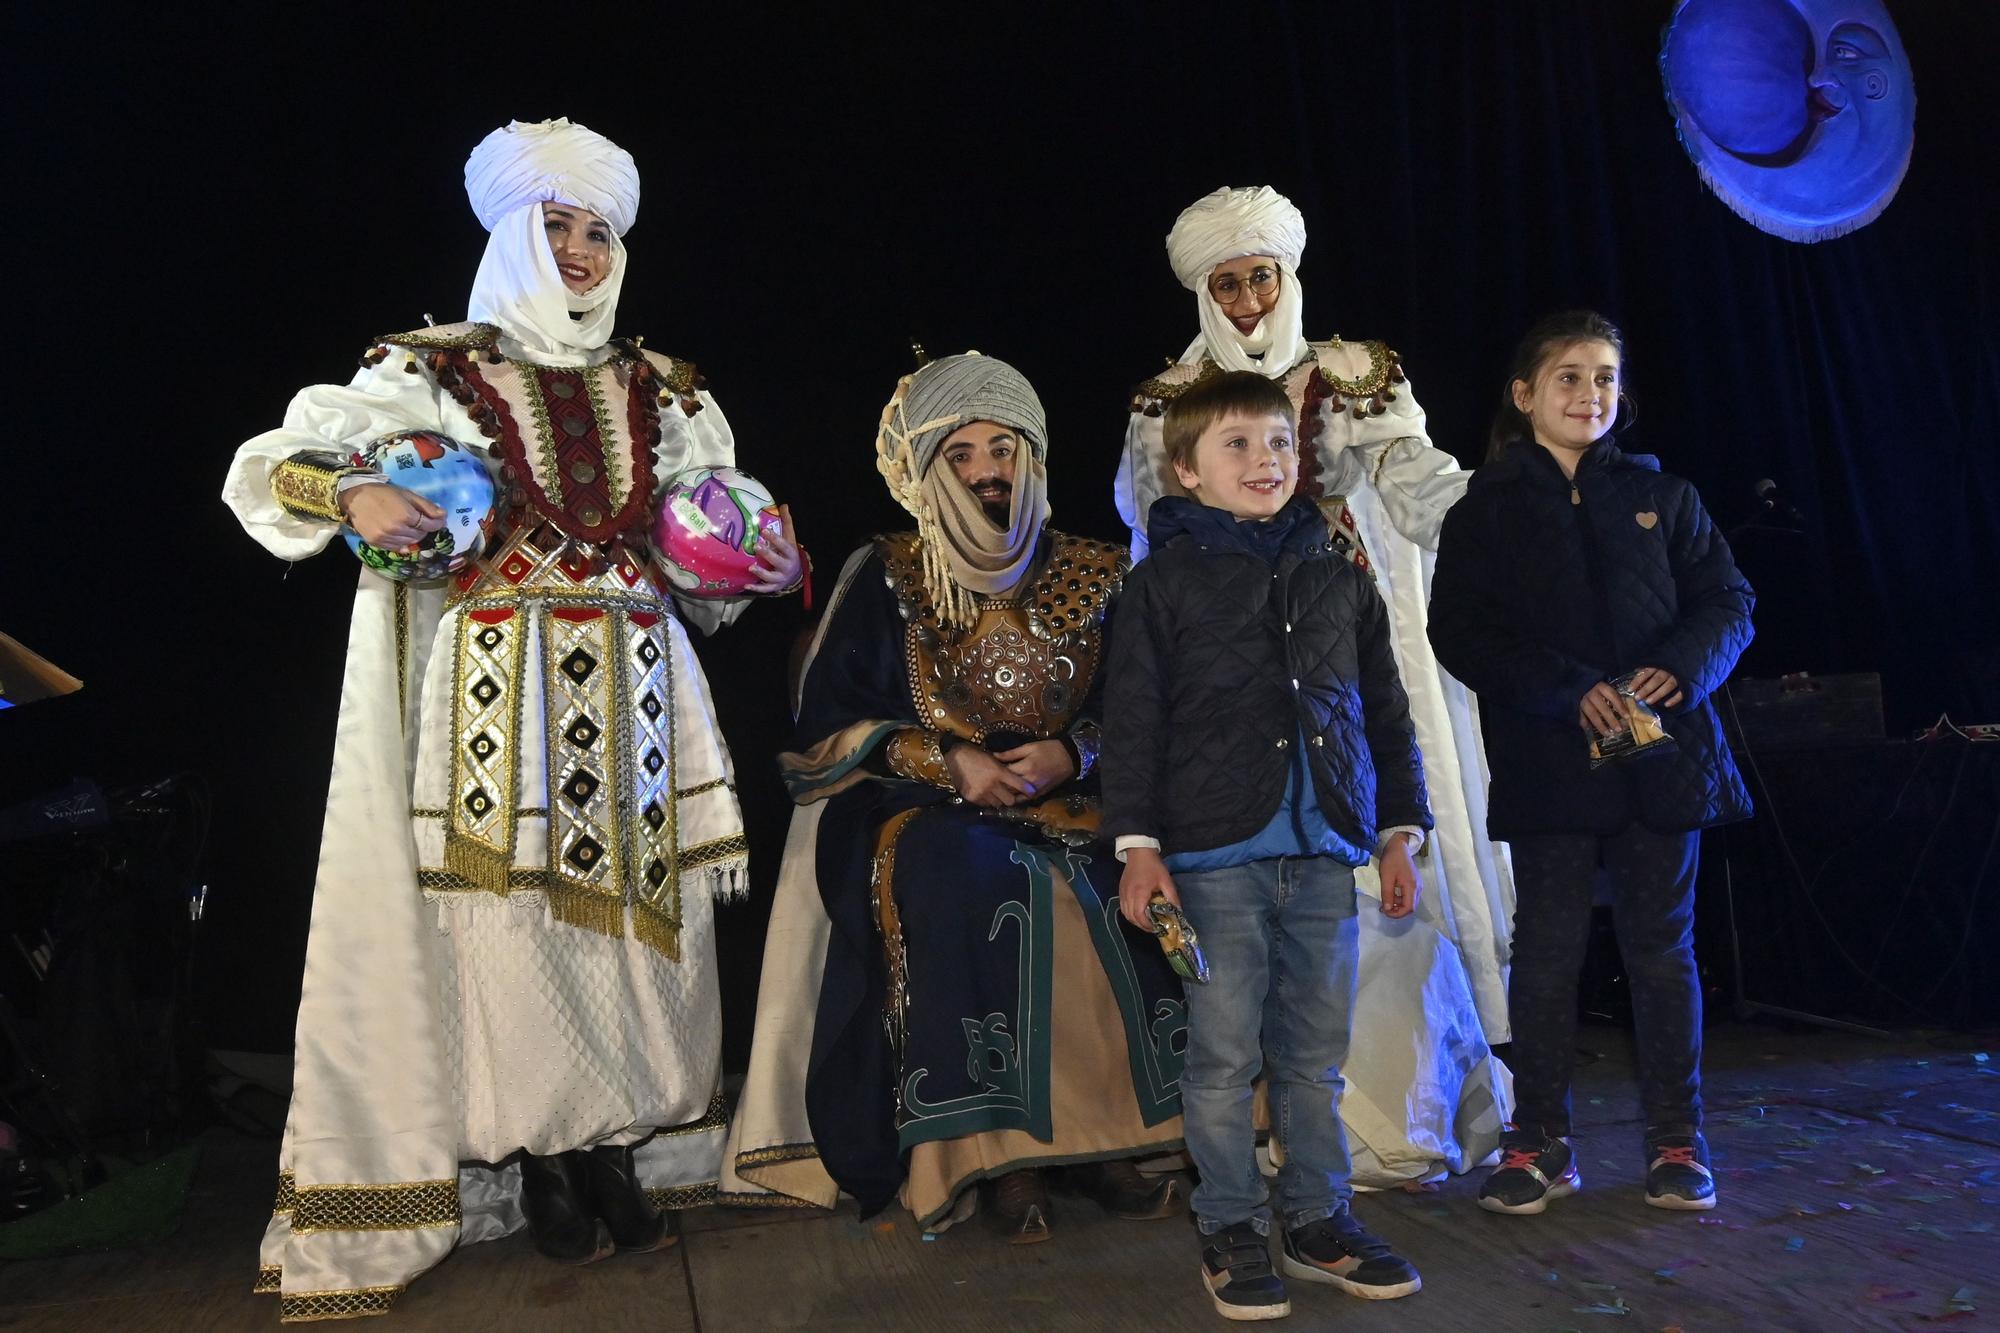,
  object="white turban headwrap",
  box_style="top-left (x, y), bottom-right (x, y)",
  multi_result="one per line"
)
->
top-left (465, 117), bottom-right (639, 235)
top-left (463, 119), bottom-right (641, 365)
top-left (876, 353), bottom-right (1052, 629)
top-left (1166, 185), bottom-right (1312, 376)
